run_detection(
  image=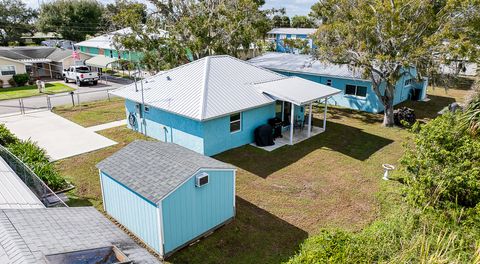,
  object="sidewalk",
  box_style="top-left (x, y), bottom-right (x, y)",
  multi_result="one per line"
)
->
top-left (86, 119), bottom-right (126, 132)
